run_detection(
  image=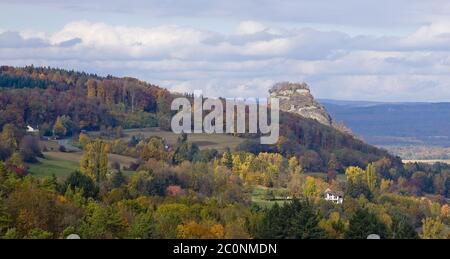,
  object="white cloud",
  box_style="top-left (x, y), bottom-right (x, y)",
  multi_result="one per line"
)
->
top-left (235, 21), bottom-right (267, 35)
top-left (2, 20), bottom-right (450, 101)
